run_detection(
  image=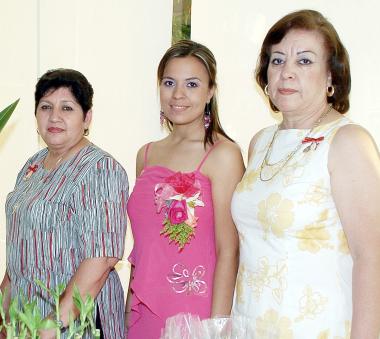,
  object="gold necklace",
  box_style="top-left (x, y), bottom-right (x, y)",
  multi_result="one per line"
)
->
top-left (43, 147), bottom-right (72, 170)
top-left (259, 105), bottom-right (333, 181)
